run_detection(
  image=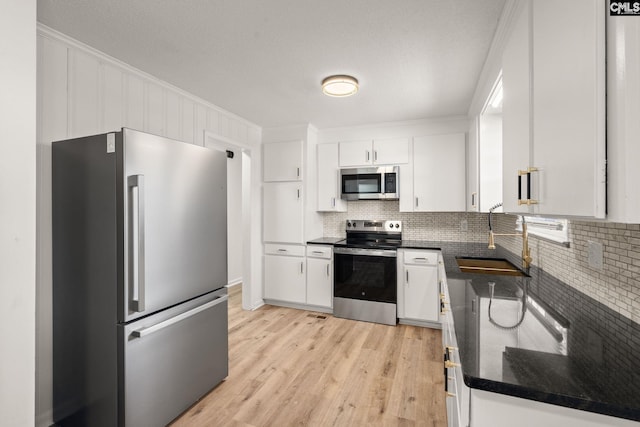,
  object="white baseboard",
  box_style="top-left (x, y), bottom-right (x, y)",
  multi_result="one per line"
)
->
top-left (227, 277), bottom-right (242, 287)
